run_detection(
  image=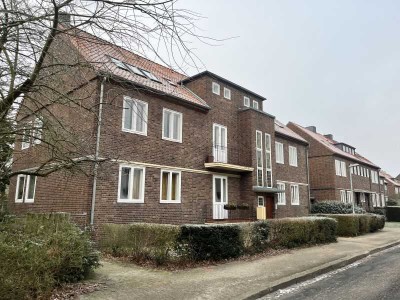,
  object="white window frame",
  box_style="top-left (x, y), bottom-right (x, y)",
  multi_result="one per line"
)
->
top-left (277, 182), bottom-right (286, 205)
top-left (340, 190), bottom-right (346, 203)
top-left (223, 87), bottom-right (231, 100)
top-left (265, 133), bottom-right (273, 188)
top-left (257, 196), bottom-right (265, 207)
top-left (256, 130), bottom-right (264, 187)
top-left (289, 146), bottom-right (298, 167)
top-left (341, 161), bottom-right (347, 177)
top-left (32, 118), bottom-right (43, 145)
top-left (21, 122), bottom-right (32, 150)
top-left (346, 191), bottom-right (353, 204)
top-left (275, 142), bottom-right (284, 164)
top-left (15, 174), bottom-right (36, 203)
top-left (244, 96), bottom-right (250, 107)
top-left (117, 164), bottom-right (146, 203)
top-left (160, 169), bottom-right (182, 203)
top-left (122, 96), bottom-right (148, 136)
top-left (252, 100), bottom-right (259, 110)
top-left (212, 82), bottom-right (220, 95)
top-left (162, 108), bottom-right (183, 143)
top-left (290, 184), bottom-right (300, 205)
